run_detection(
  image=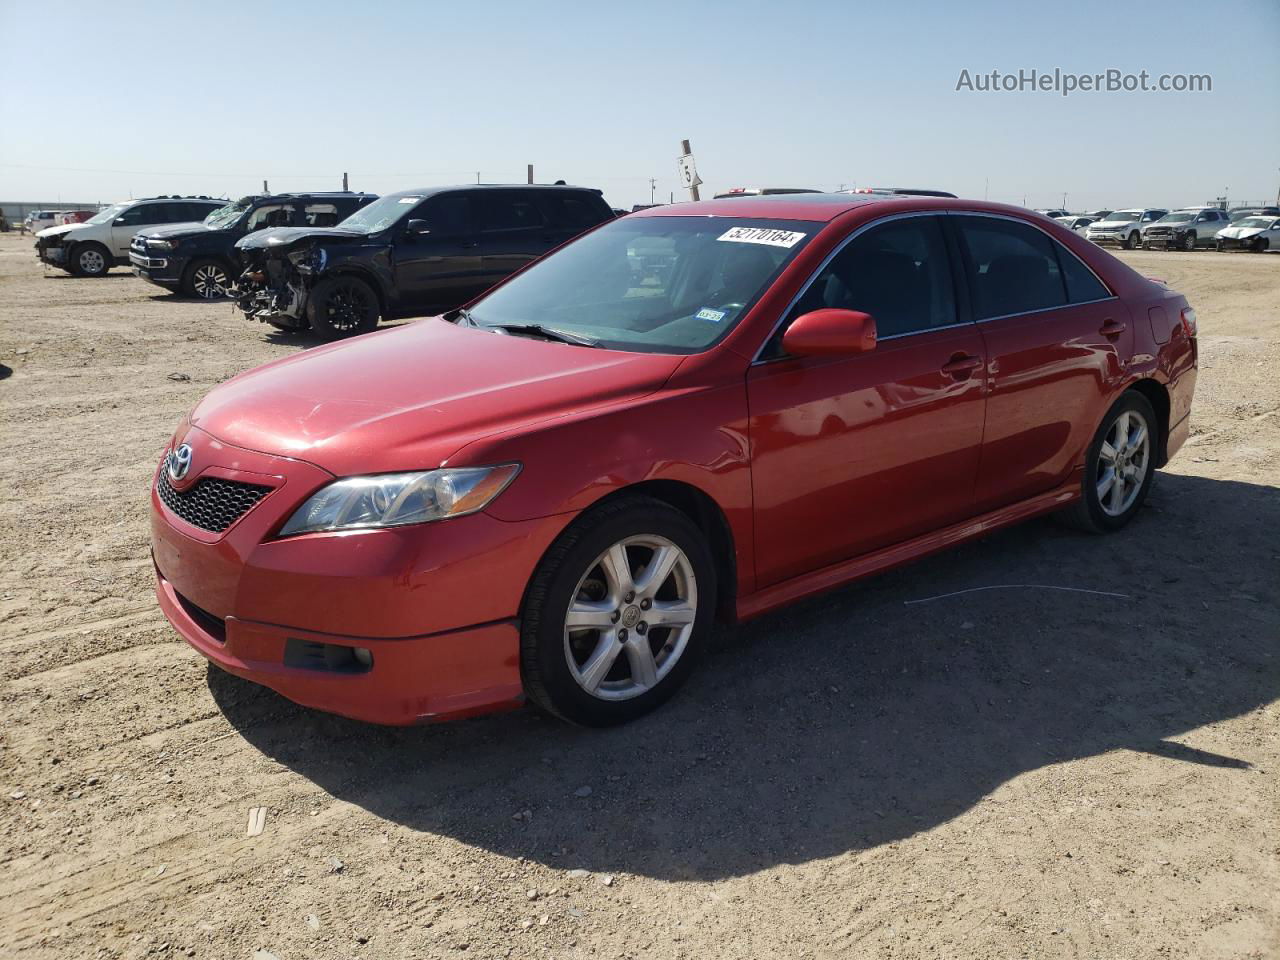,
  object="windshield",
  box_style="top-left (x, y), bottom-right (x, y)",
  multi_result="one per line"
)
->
top-left (337, 194), bottom-right (422, 234)
top-left (84, 204), bottom-right (127, 226)
top-left (1235, 217), bottom-right (1274, 229)
top-left (204, 199), bottom-right (251, 229)
top-left (1158, 213), bottom-right (1195, 224)
top-left (1107, 211), bottom-right (1141, 222)
top-left (466, 216), bottom-right (813, 354)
